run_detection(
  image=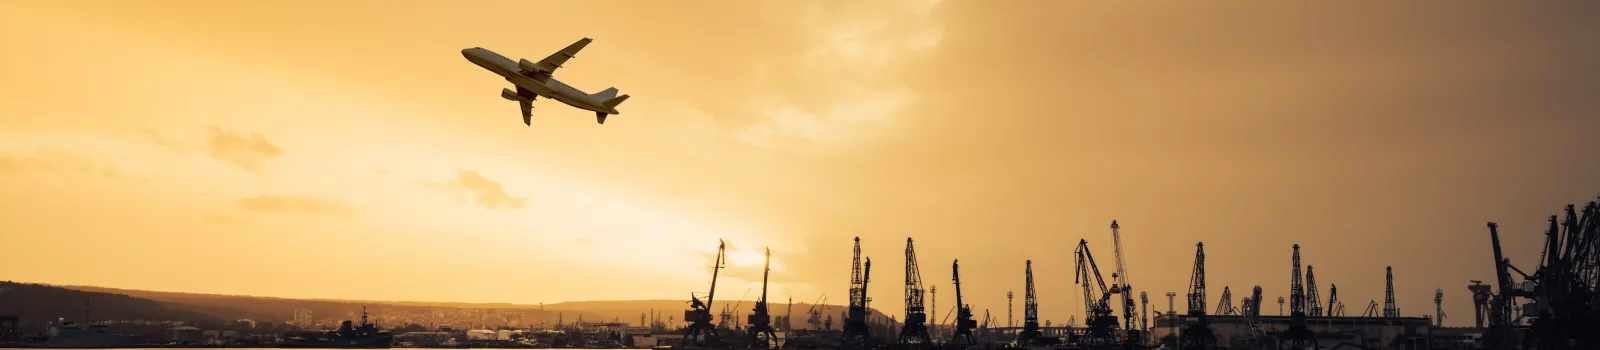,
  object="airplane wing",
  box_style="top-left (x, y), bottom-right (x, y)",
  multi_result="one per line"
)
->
top-left (519, 99), bottom-right (533, 126)
top-left (519, 38), bottom-right (592, 82)
top-left (515, 86), bottom-right (537, 126)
